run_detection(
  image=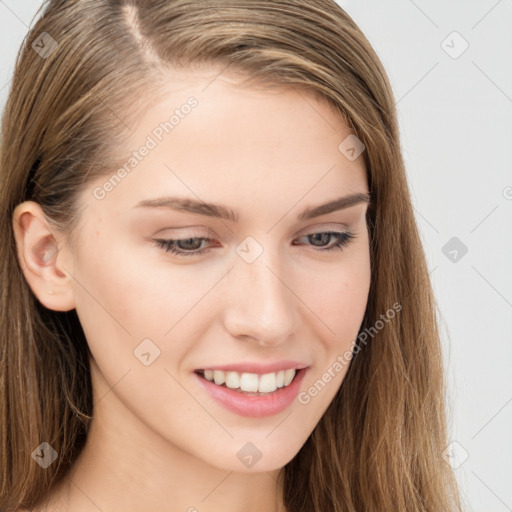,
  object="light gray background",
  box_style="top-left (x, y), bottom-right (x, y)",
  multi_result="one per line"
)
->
top-left (1, 1), bottom-right (511, 511)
